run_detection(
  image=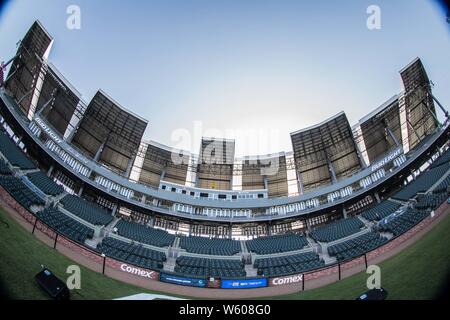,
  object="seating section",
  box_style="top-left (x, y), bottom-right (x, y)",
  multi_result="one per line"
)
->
top-left (414, 192), bottom-right (449, 211)
top-left (327, 232), bottom-right (388, 261)
top-left (97, 237), bottom-right (166, 270)
top-left (361, 200), bottom-right (400, 221)
top-left (310, 217), bottom-right (365, 243)
top-left (0, 176), bottom-right (45, 208)
top-left (27, 172), bottom-right (64, 196)
top-left (430, 148), bottom-right (450, 169)
top-left (378, 208), bottom-right (429, 237)
top-left (37, 207), bottom-right (94, 243)
top-left (246, 233), bottom-right (308, 254)
top-left (0, 131), bottom-right (36, 169)
top-left (254, 252), bottom-right (324, 277)
top-left (393, 164), bottom-right (450, 201)
top-left (175, 256), bottom-right (245, 278)
top-left (115, 220), bottom-right (175, 248)
top-left (433, 175), bottom-right (450, 194)
top-left (60, 195), bottom-right (113, 226)
top-left (0, 159), bottom-right (12, 175)
top-left (179, 236), bottom-right (241, 255)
